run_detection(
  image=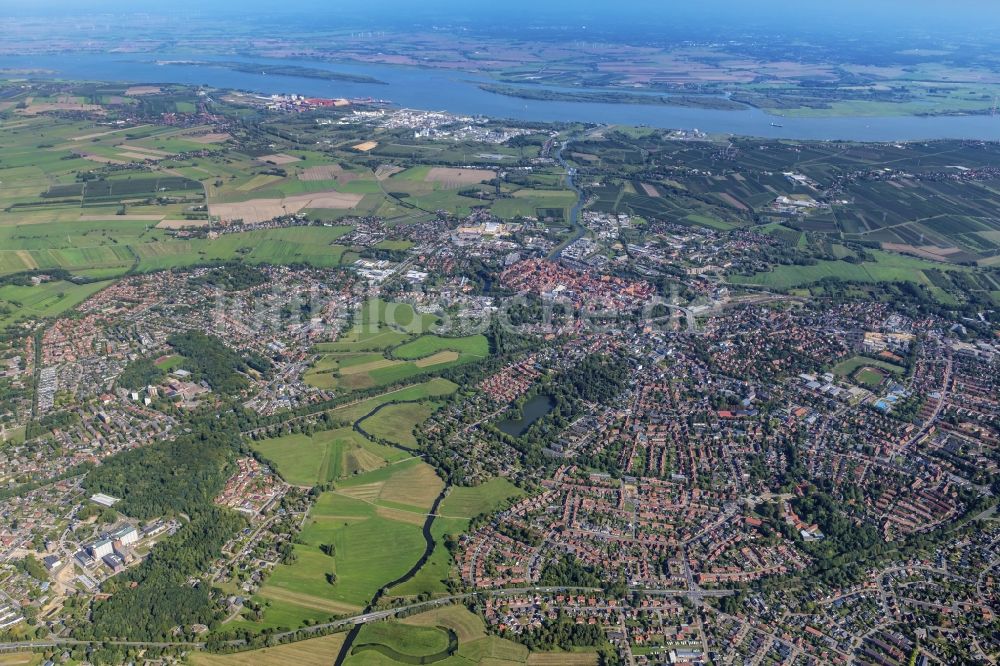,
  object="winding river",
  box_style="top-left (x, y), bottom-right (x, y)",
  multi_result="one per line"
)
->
top-left (333, 402), bottom-right (451, 665)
